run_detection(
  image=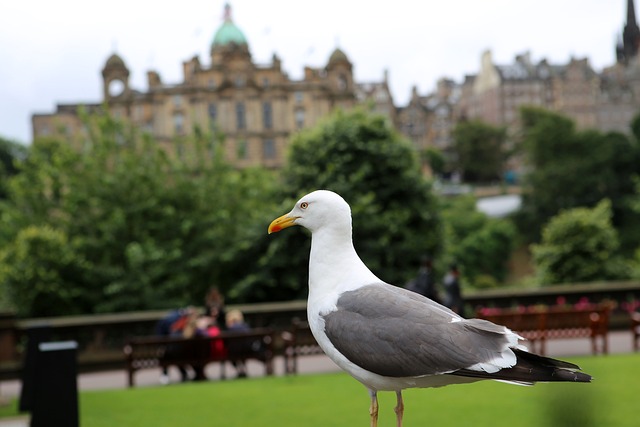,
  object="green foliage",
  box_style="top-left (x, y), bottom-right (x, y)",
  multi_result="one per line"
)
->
top-left (531, 200), bottom-right (625, 285)
top-left (0, 226), bottom-right (90, 316)
top-left (451, 120), bottom-right (508, 183)
top-left (631, 113), bottom-right (640, 140)
top-left (624, 180), bottom-right (640, 279)
top-left (234, 108), bottom-right (442, 301)
top-left (516, 107), bottom-right (640, 248)
top-left (0, 136), bottom-right (27, 198)
top-left (0, 114), bottom-right (276, 316)
top-left (422, 147), bottom-right (446, 175)
top-left (441, 195), bottom-right (517, 287)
